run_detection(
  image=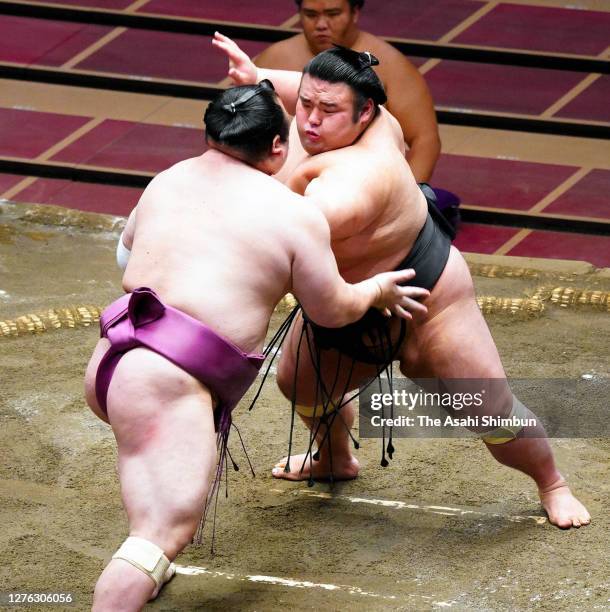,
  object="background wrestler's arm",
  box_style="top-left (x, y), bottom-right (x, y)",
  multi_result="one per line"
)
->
top-left (383, 55), bottom-right (441, 182)
top-left (213, 32), bottom-right (301, 114)
top-left (290, 204), bottom-right (428, 326)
